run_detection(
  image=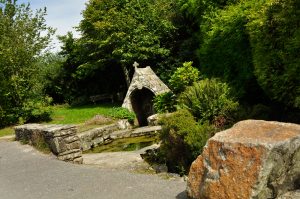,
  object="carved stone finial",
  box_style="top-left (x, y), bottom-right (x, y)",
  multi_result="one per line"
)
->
top-left (133, 61), bottom-right (139, 69)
